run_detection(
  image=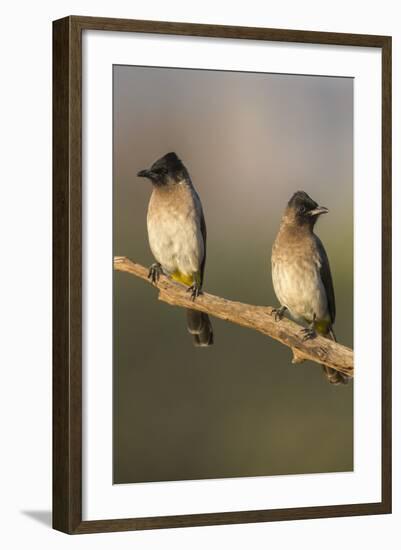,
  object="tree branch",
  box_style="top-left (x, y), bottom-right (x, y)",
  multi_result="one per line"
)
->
top-left (114, 256), bottom-right (353, 378)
